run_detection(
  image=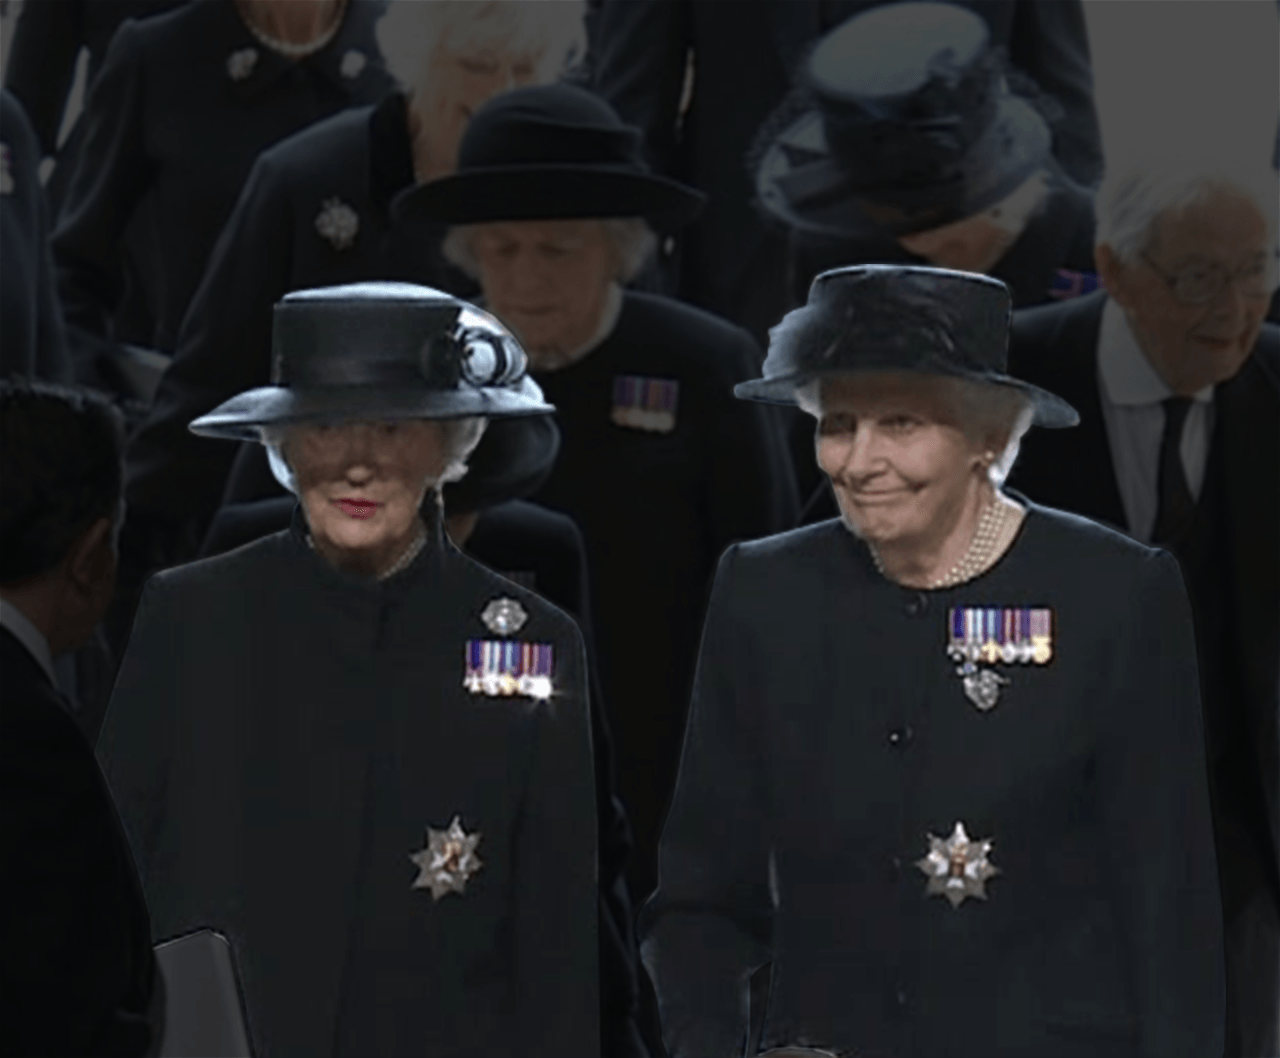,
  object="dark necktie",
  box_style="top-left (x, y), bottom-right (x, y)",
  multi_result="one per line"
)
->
top-left (1152, 396), bottom-right (1196, 548)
